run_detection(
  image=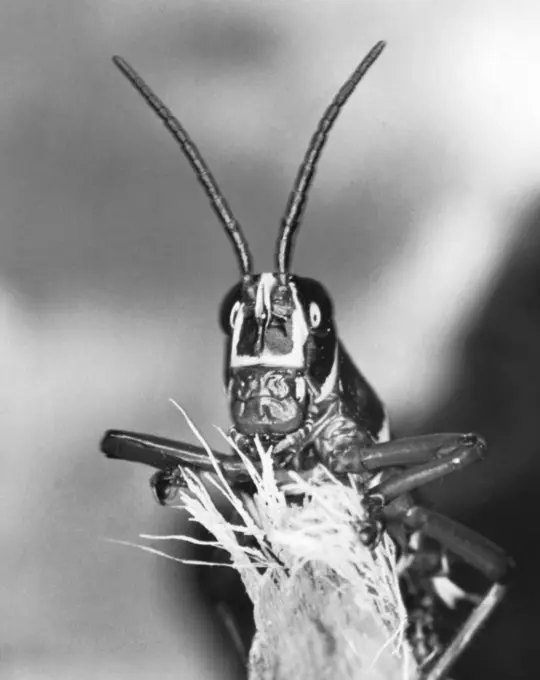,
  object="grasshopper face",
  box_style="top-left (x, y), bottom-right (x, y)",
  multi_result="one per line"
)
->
top-left (220, 274), bottom-right (338, 442)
